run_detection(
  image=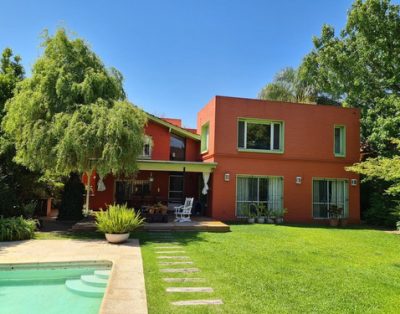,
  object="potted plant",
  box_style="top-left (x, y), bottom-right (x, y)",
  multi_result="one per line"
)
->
top-left (256, 204), bottom-right (266, 224)
top-left (339, 208), bottom-right (348, 226)
top-left (95, 204), bottom-right (144, 243)
top-left (244, 203), bottom-right (257, 224)
top-left (266, 207), bottom-right (274, 224)
top-left (328, 205), bottom-right (342, 227)
top-left (274, 208), bottom-right (288, 224)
